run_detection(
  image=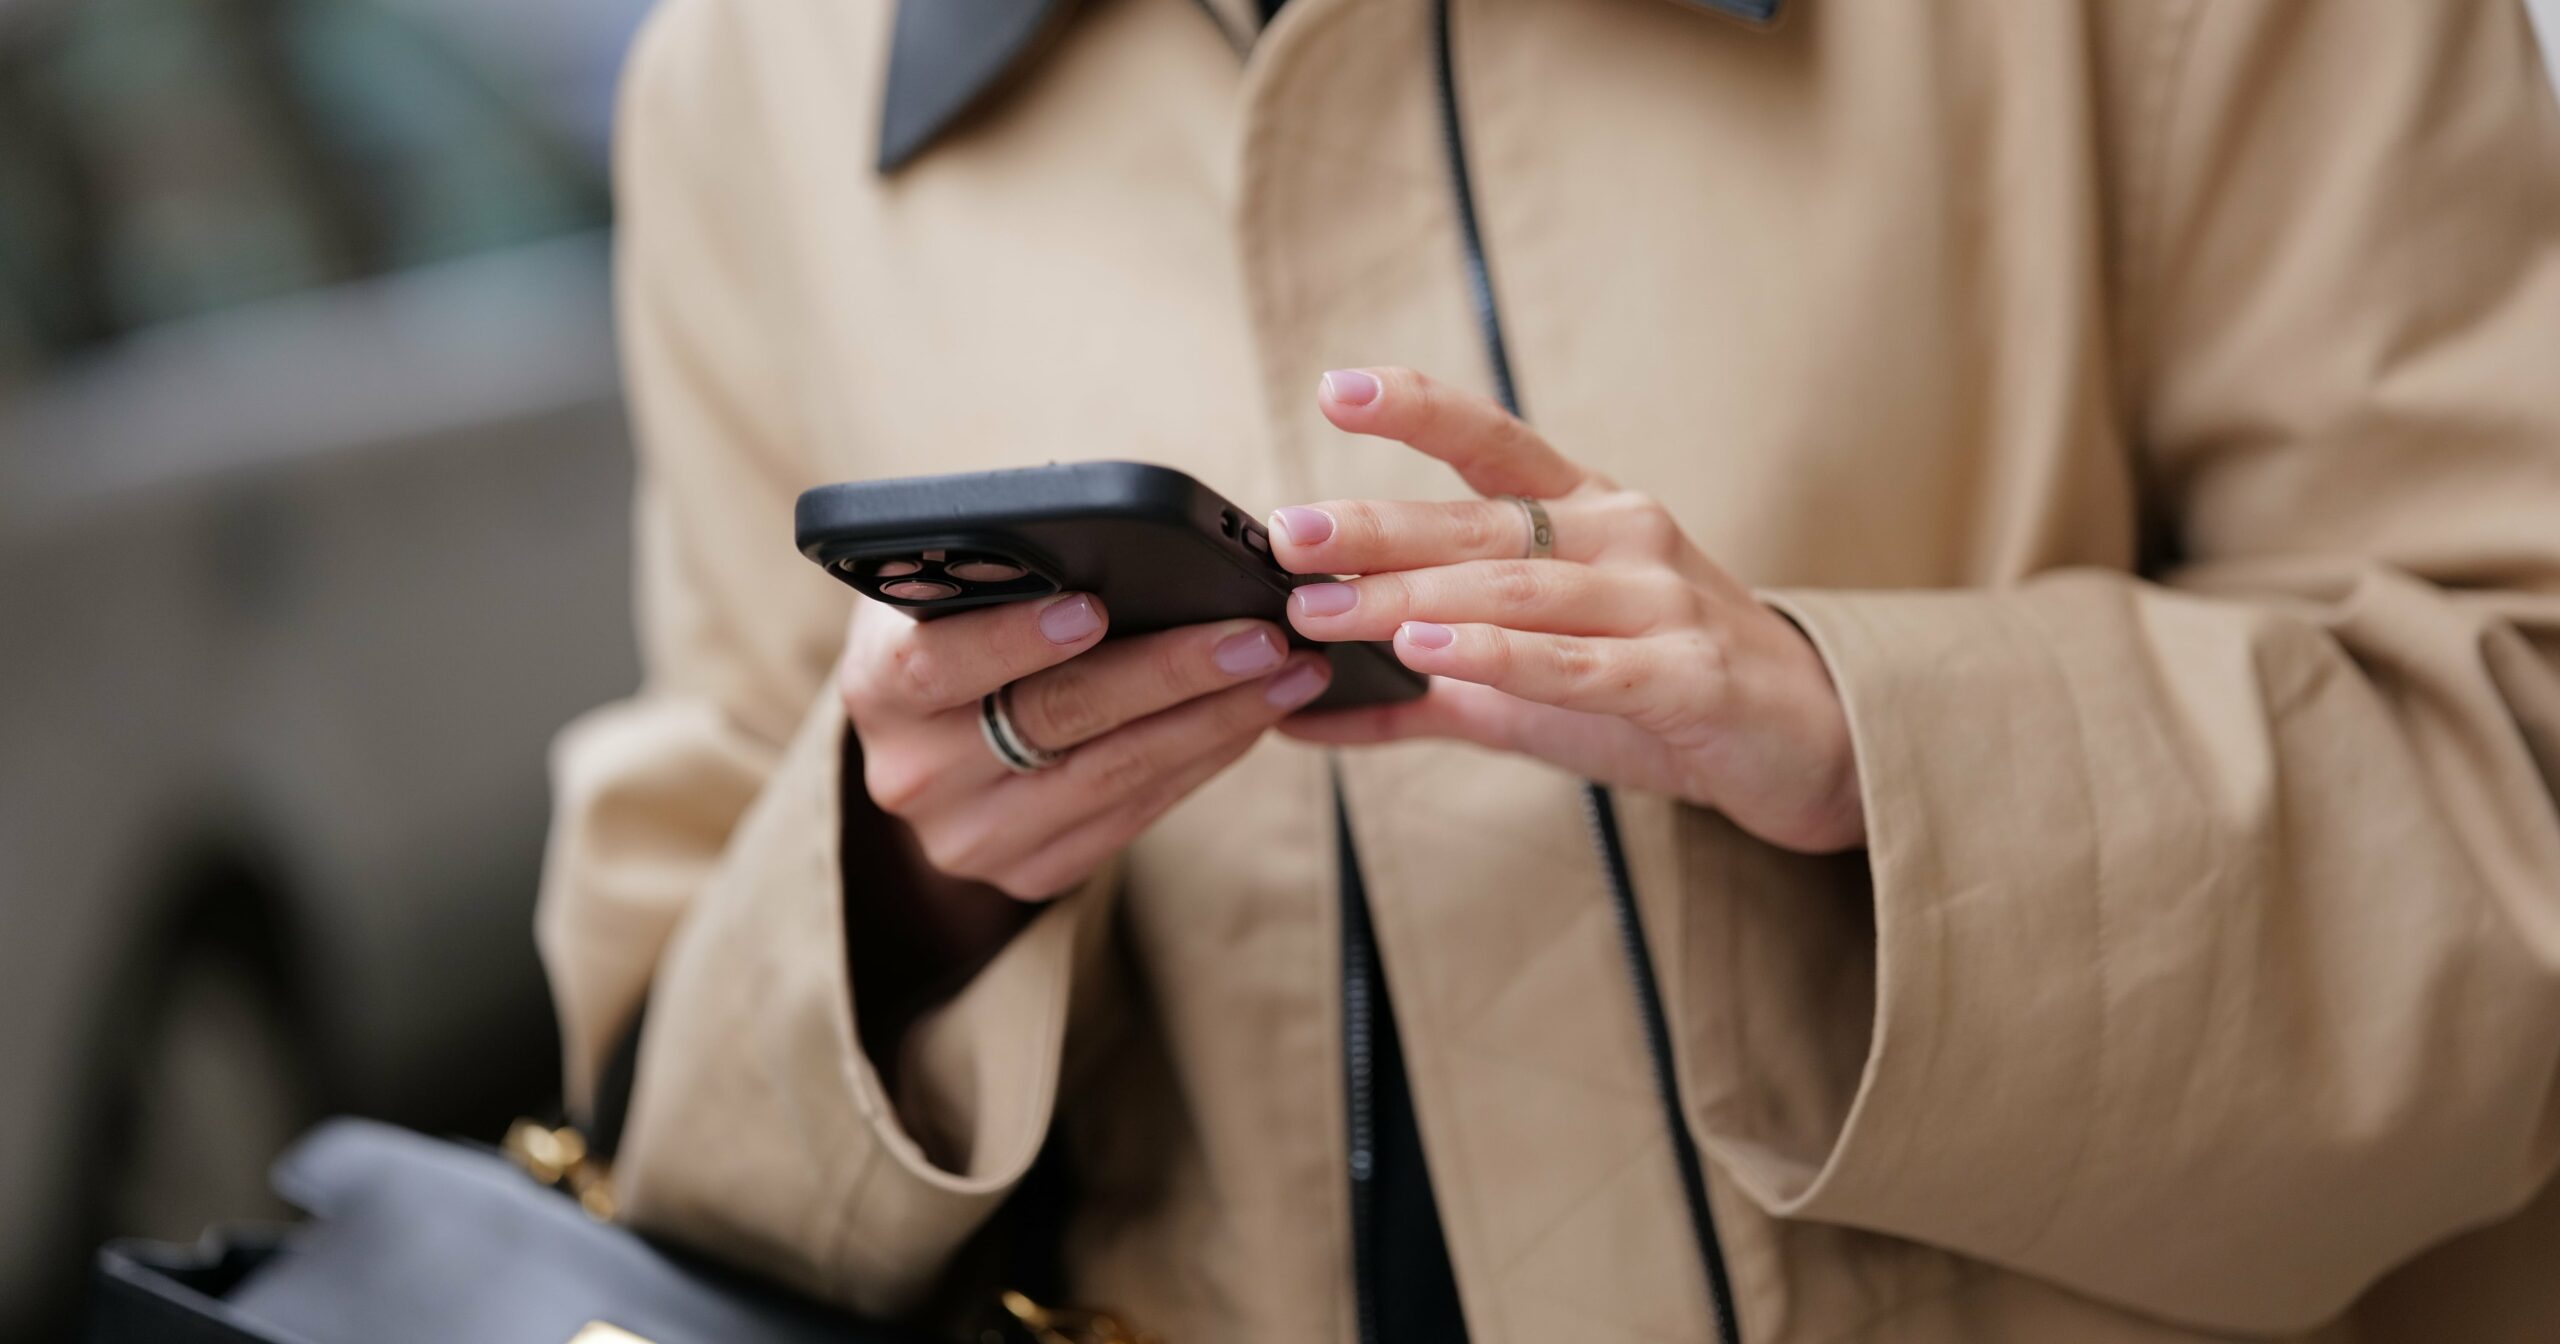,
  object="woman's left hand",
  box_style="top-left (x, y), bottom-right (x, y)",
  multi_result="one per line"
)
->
top-left (1270, 366), bottom-right (1867, 855)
